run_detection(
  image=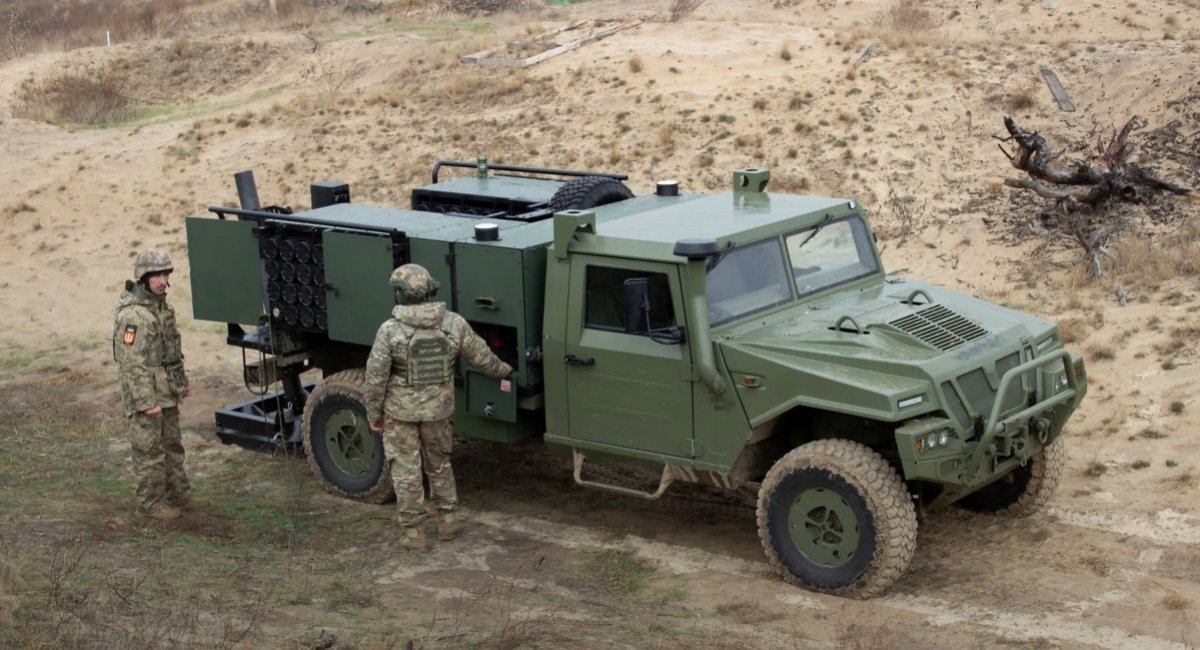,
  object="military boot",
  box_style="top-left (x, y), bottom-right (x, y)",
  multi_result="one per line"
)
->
top-left (146, 506), bottom-right (182, 521)
top-left (399, 526), bottom-right (427, 552)
top-left (437, 512), bottom-right (461, 542)
top-left (176, 497), bottom-right (209, 511)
